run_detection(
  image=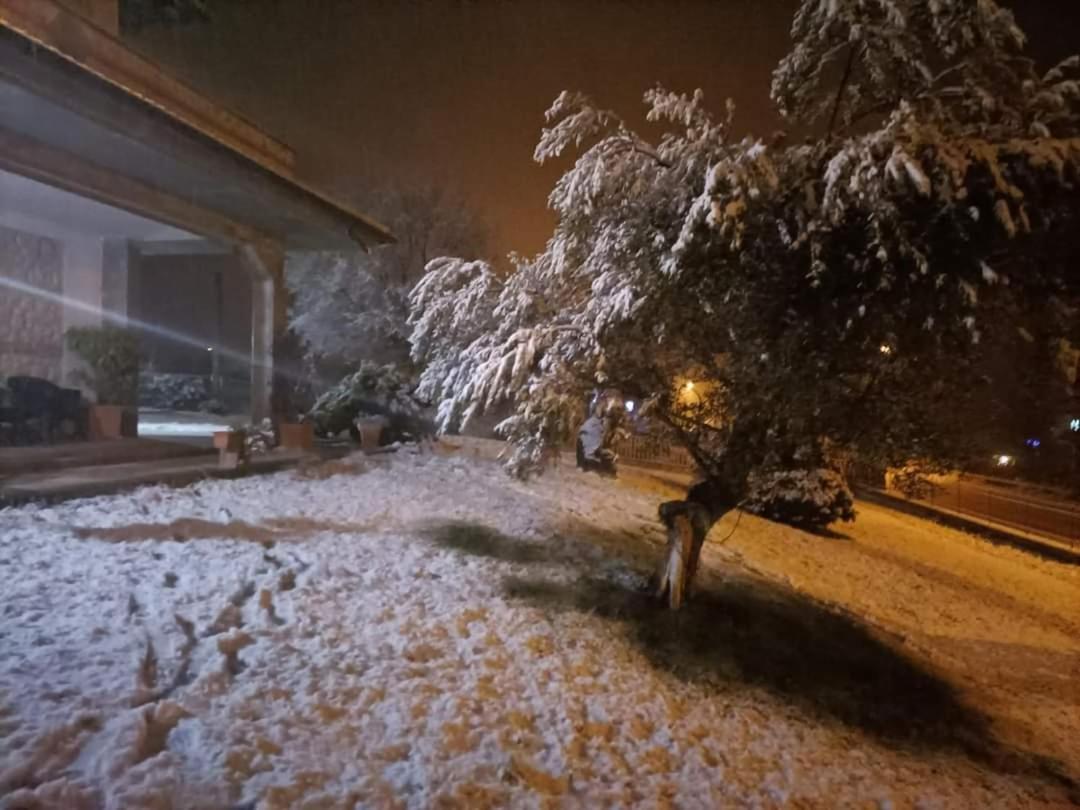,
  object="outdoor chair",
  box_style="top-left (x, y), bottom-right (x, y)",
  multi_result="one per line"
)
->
top-left (4, 376), bottom-right (87, 445)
